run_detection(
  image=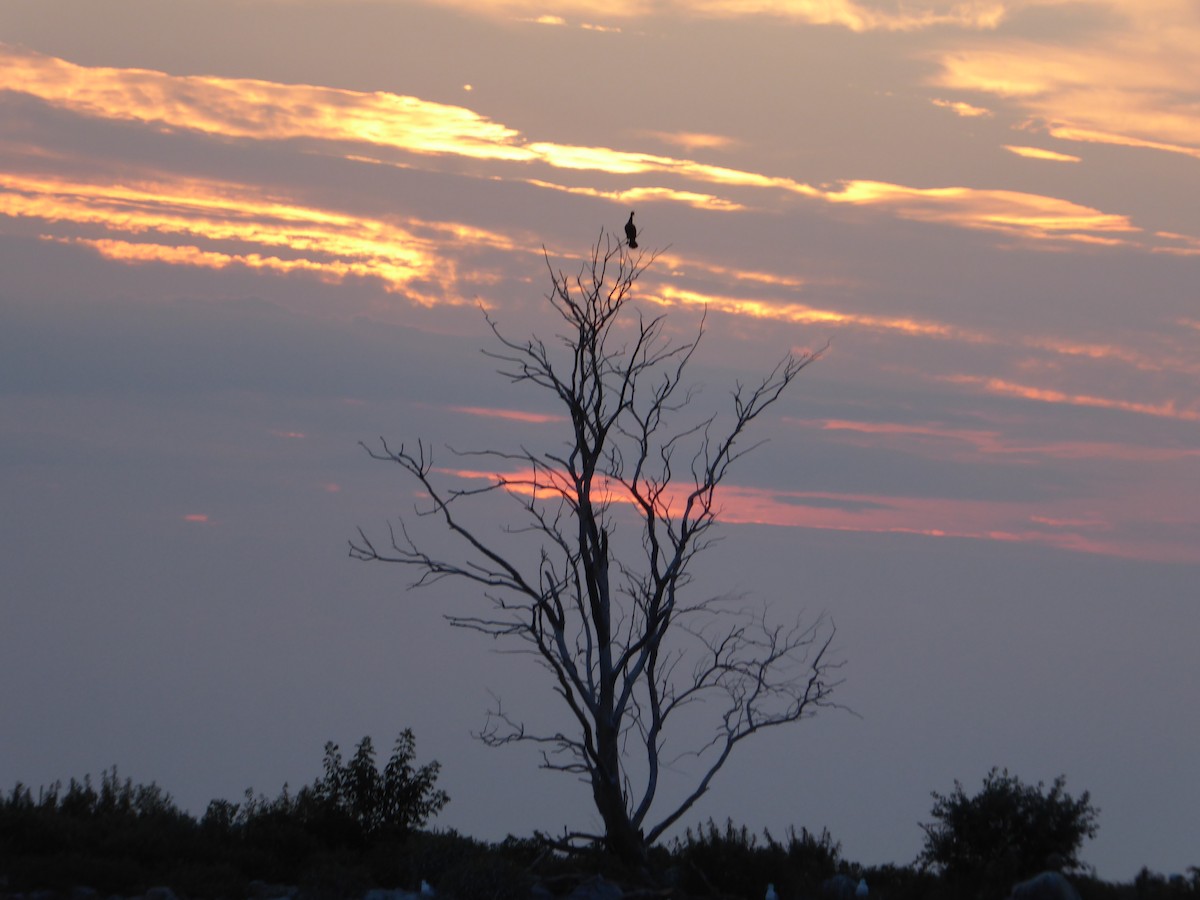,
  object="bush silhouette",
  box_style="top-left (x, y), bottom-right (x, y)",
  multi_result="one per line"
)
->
top-left (0, 731), bottom-right (448, 893)
top-left (919, 767), bottom-right (1099, 894)
top-left (672, 818), bottom-right (843, 898)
